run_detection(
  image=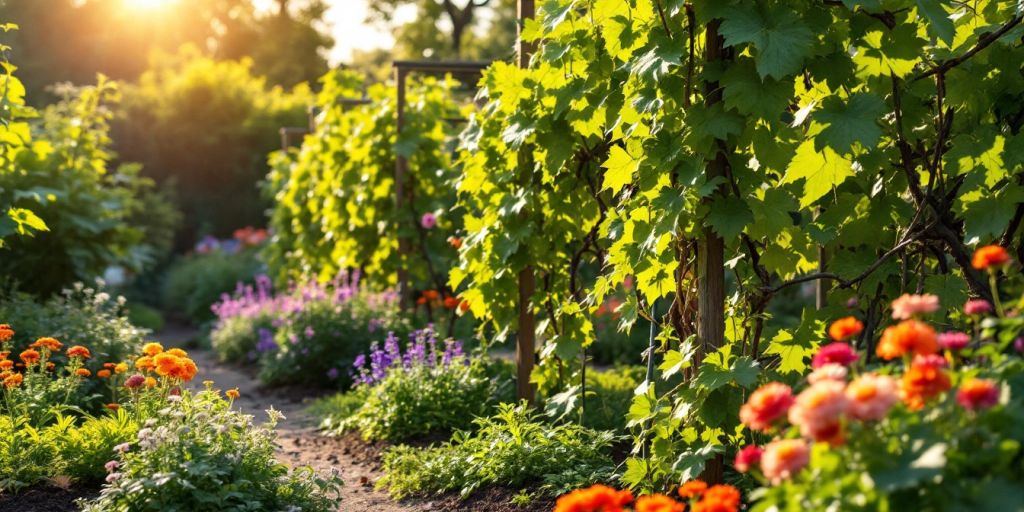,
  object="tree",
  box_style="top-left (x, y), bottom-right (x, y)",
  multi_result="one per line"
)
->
top-left (366, 0), bottom-right (516, 61)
